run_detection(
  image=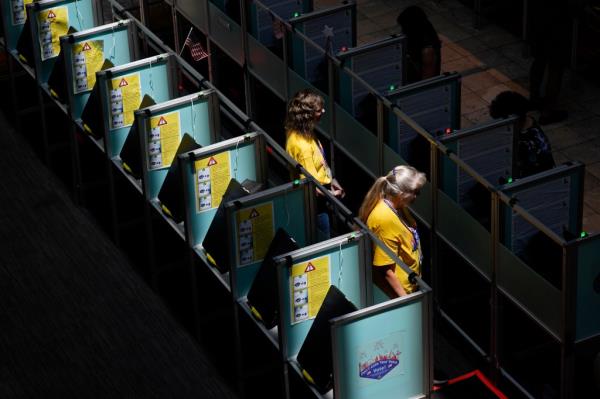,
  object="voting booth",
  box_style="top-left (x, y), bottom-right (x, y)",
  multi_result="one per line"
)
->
top-left (249, 0), bottom-right (312, 48)
top-left (331, 291), bottom-right (432, 399)
top-left (26, 0), bottom-right (100, 85)
top-left (273, 230), bottom-right (432, 398)
top-left (289, 3), bottom-right (356, 90)
top-left (439, 117), bottom-right (519, 213)
top-left (61, 20), bottom-right (139, 120)
top-left (386, 73), bottom-right (461, 174)
top-left (95, 54), bottom-right (177, 158)
top-left (179, 133), bottom-right (270, 284)
top-left (134, 90), bottom-right (220, 200)
top-left (337, 35), bottom-right (406, 119)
